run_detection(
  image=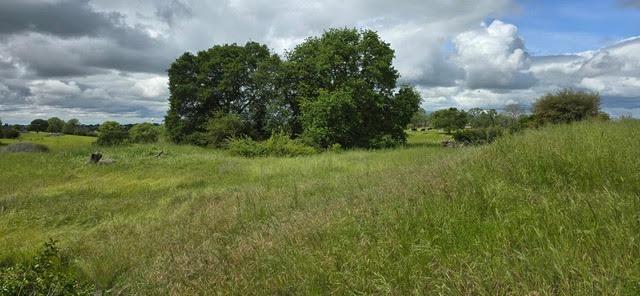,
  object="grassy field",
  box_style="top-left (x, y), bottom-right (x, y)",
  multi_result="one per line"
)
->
top-left (1, 121), bottom-right (639, 294)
